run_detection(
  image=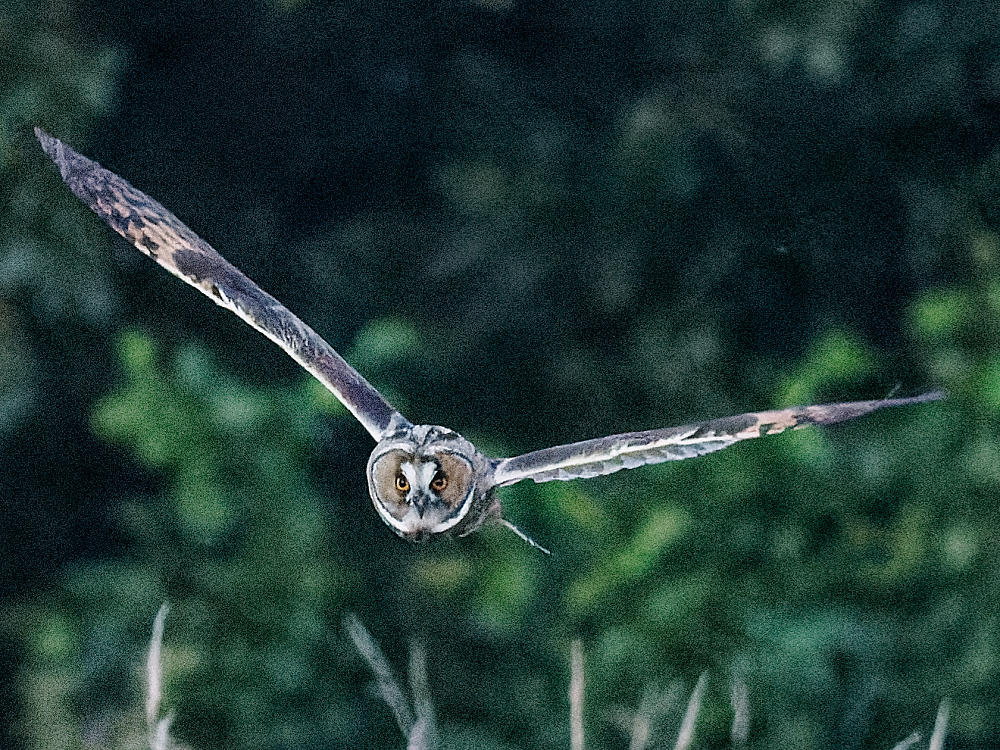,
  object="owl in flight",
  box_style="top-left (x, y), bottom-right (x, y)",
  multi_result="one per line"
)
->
top-left (36, 128), bottom-right (942, 553)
